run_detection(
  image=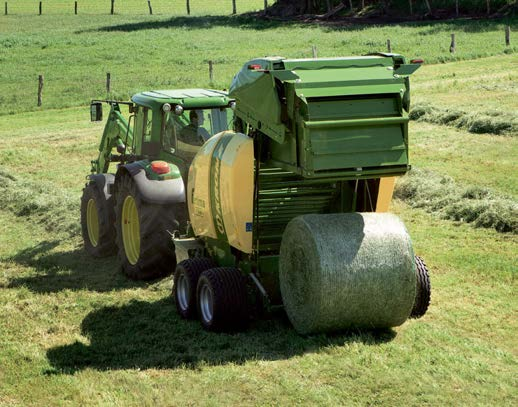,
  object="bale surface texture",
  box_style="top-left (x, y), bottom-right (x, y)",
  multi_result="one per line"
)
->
top-left (279, 213), bottom-right (416, 334)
